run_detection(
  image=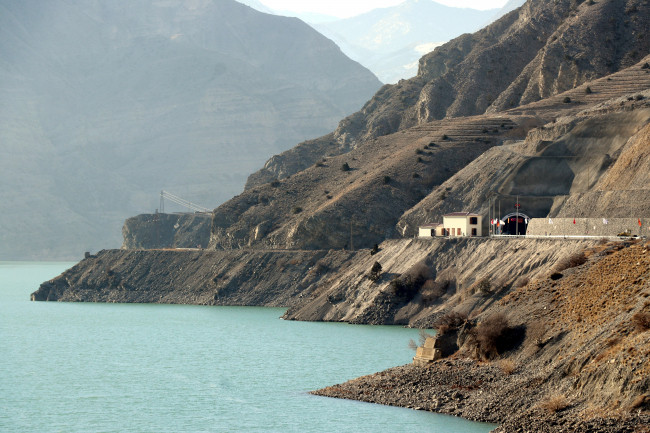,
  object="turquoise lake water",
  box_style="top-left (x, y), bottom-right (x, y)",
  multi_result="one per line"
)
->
top-left (0, 262), bottom-right (496, 432)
